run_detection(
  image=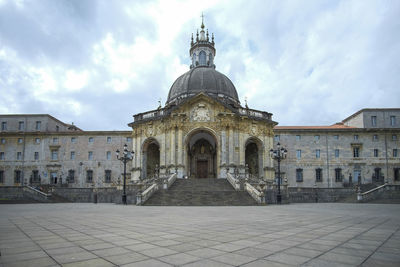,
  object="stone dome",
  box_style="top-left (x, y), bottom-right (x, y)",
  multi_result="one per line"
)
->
top-left (167, 66), bottom-right (239, 105)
